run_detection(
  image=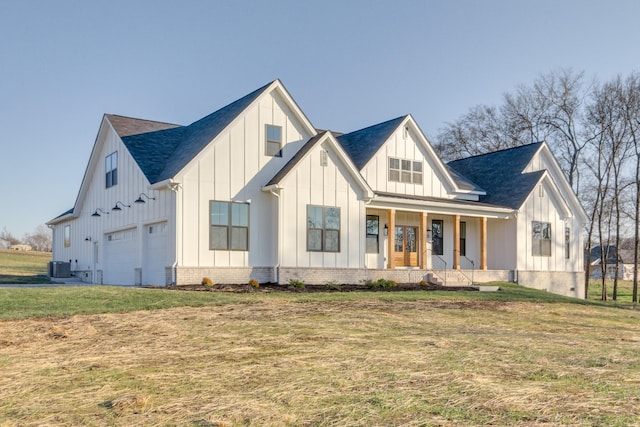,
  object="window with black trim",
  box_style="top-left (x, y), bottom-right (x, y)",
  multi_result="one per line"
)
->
top-left (266, 124), bottom-right (282, 157)
top-left (432, 219), bottom-right (443, 256)
top-left (64, 225), bottom-right (70, 248)
top-left (209, 201), bottom-right (249, 251)
top-left (532, 221), bottom-right (551, 257)
top-left (388, 157), bottom-right (423, 184)
top-left (366, 215), bottom-right (379, 253)
top-left (105, 151), bottom-right (118, 188)
top-left (307, 205), bottom-right (340, 252)
top-left (565, 227), bottom-right (570, 259)
top-left (460, 221), bottom-right (466, 257)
